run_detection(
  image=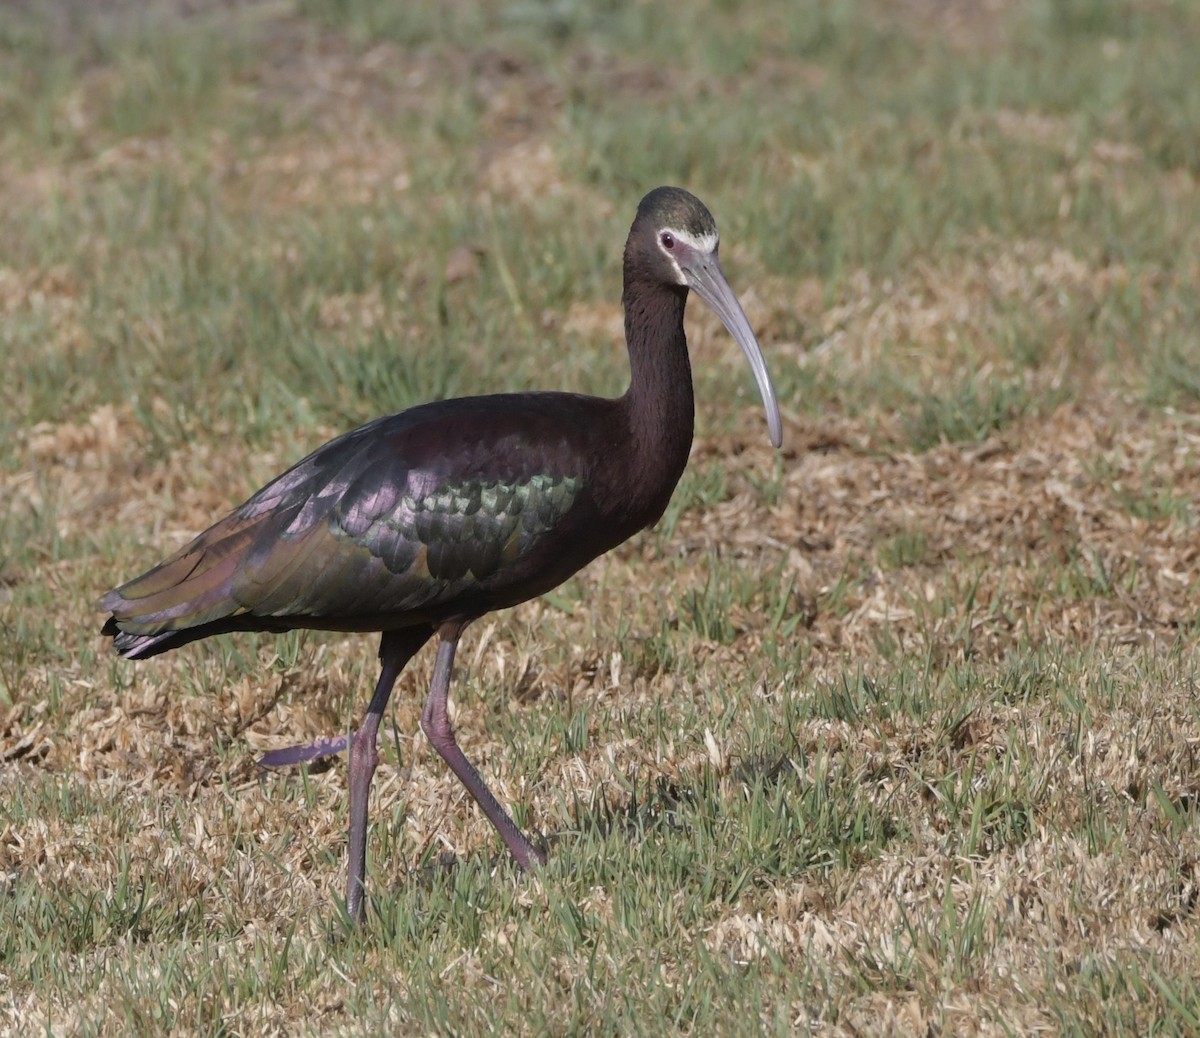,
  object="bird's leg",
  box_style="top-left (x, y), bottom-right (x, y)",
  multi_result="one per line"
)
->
top-left (421, 621), bottom-right (547, 870)
top-left (345, 627), bottom-right (430, 923)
